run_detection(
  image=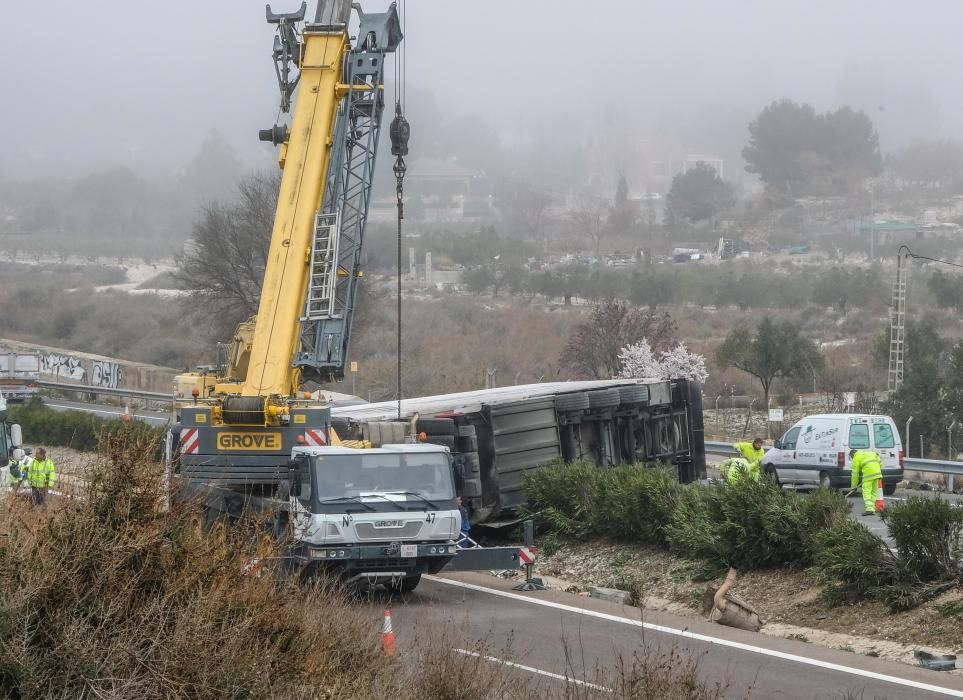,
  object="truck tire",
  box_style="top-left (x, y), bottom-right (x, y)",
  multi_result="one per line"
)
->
top-left (390, 574), bottom-right (421, 595)
top-left (423, 434), bottom-right (456, 450)
top-left (587, 388), bottom-right (620, 410)
top-left (555, 392), bottom-right (589, 412)
top-left (883, 482), bottom-right (896, 496)
top-left (457, 424), bottom-right (477, 438)
top-left (416, 418), bottom-right (456, 435)
top-left (618, 385), bottom-right (648, 406)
